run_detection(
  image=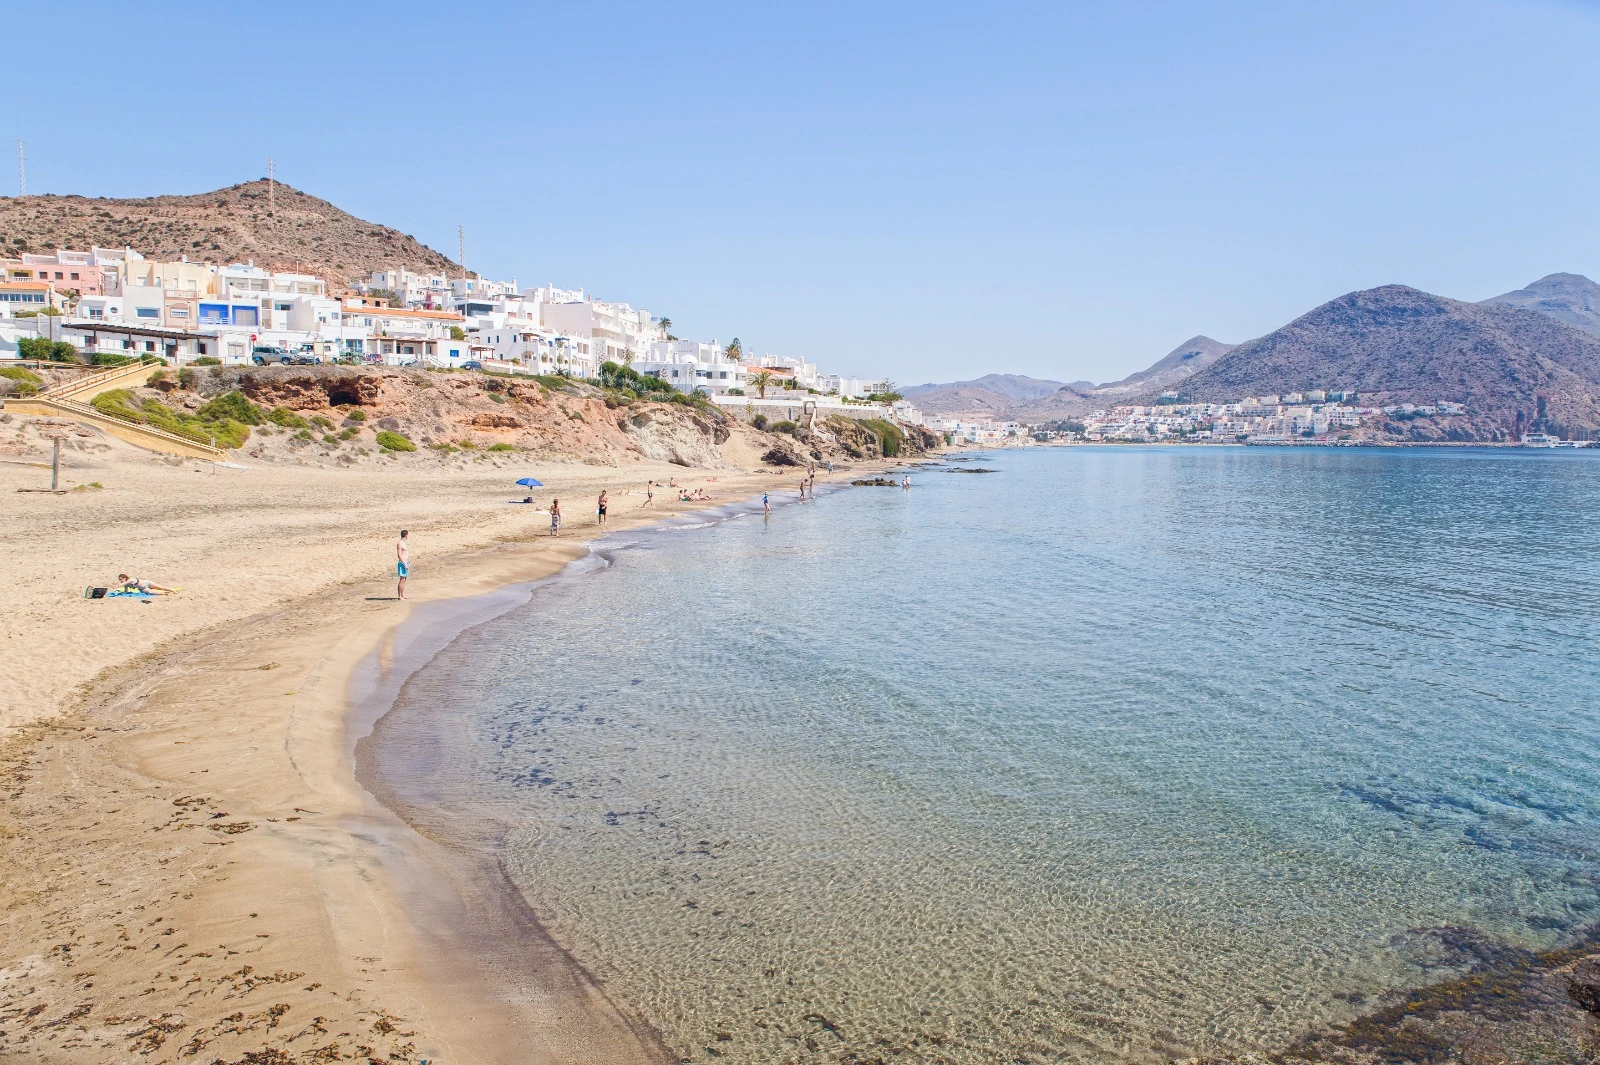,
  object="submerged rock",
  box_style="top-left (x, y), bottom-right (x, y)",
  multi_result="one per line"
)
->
top-left (1567, 956), bottom-right (1600, 1014)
